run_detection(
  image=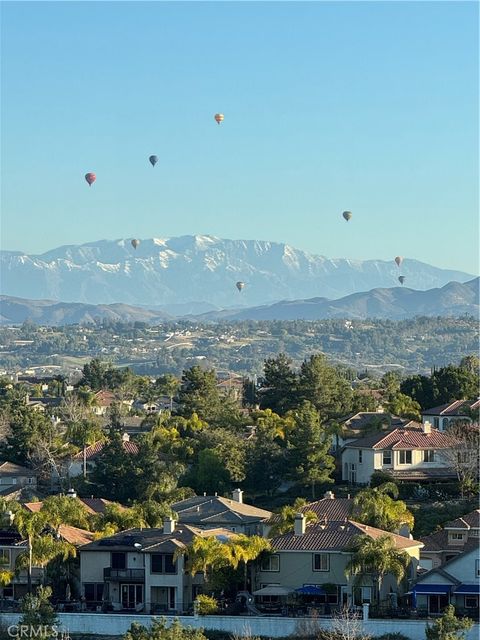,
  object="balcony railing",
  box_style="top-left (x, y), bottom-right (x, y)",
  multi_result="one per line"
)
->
top-left (103, 568), bottom-right (145, 582)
